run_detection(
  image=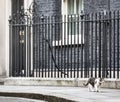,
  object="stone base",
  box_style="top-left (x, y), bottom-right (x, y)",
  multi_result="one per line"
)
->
top-left (3, 78), bottom-right (120, 89)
